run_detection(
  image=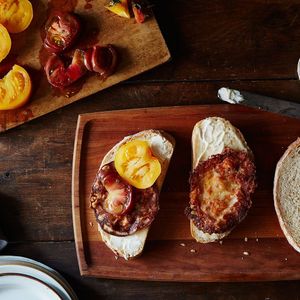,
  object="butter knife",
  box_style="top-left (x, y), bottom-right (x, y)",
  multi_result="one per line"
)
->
top-left (217, 87), bottom-right (300, 119)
